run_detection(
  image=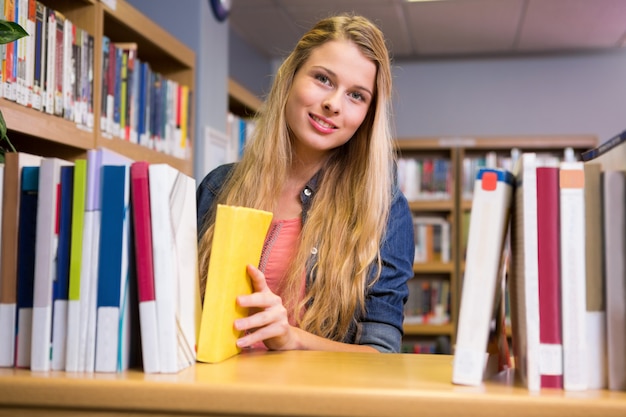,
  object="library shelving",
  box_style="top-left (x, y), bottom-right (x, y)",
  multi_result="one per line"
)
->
top-left (228, 78), bottom-right (262, 118)
top-left (395, 134), bottom-right (598, 353)
top-left (2, 0), bottom-right (195, 176)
